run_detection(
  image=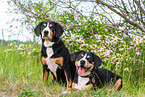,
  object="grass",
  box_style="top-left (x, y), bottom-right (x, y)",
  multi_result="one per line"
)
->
top-left (0, 42), bottom-right (144, 97)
